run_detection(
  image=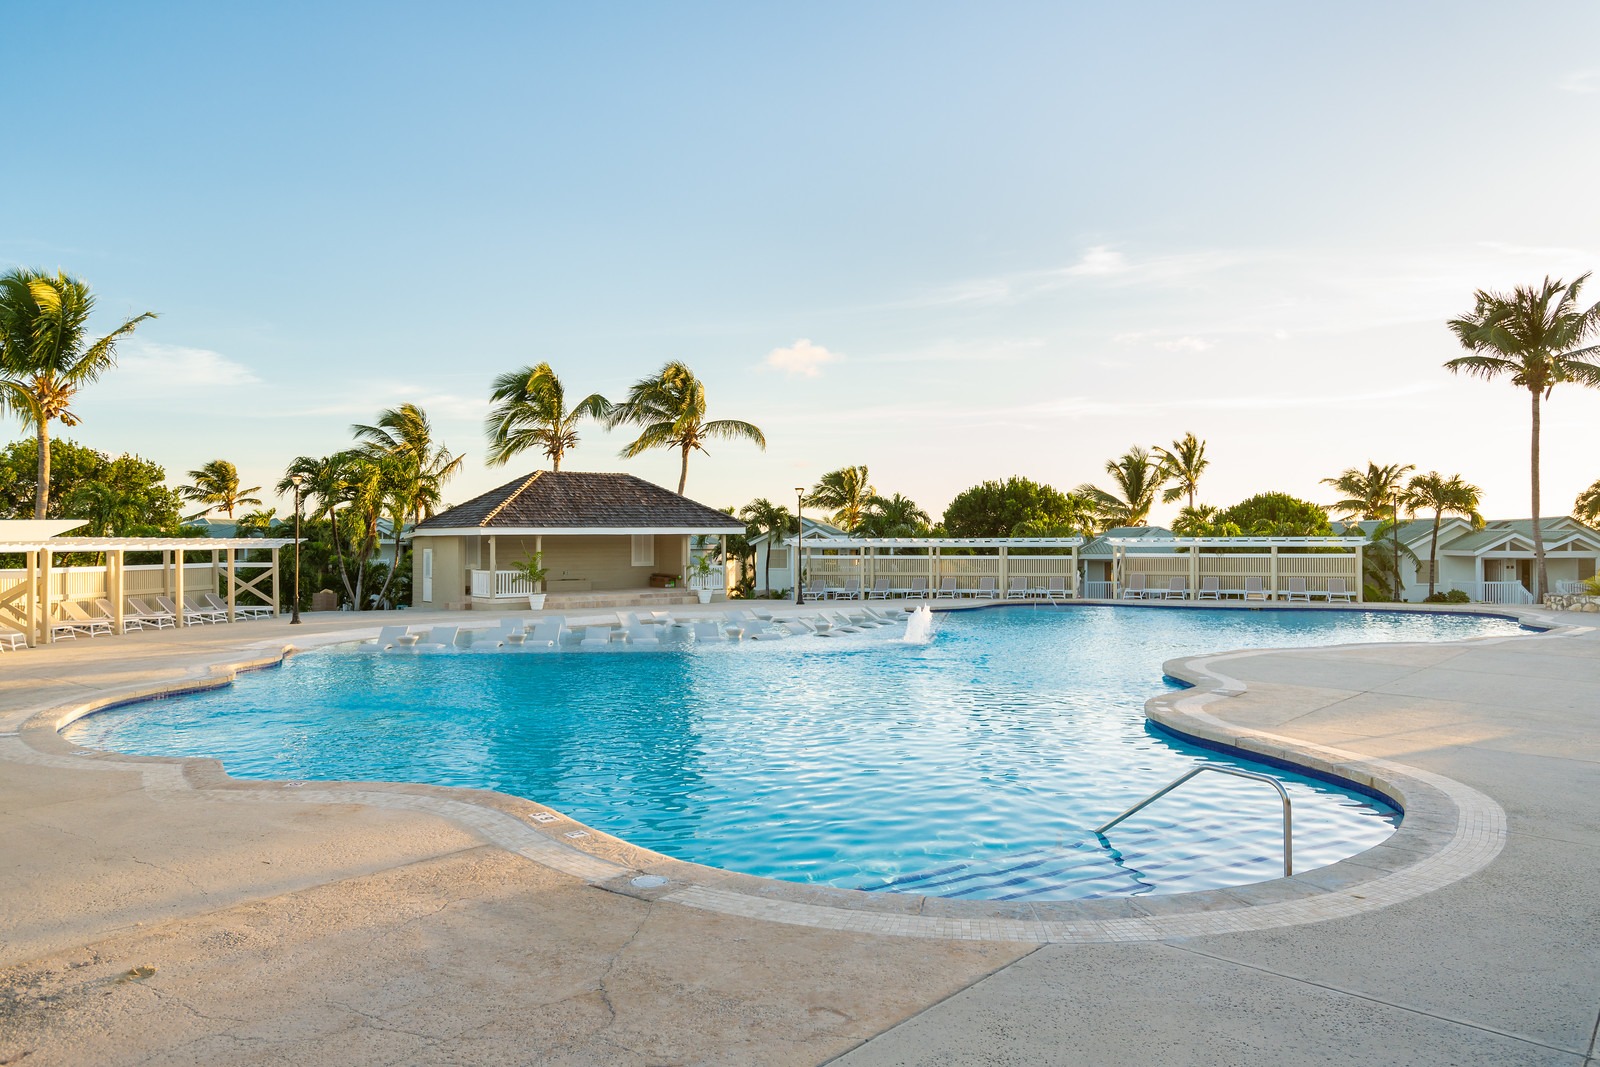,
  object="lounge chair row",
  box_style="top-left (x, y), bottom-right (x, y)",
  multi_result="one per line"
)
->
top-left (803, 576), bottom-right (1074, 602)
top-left (30, 594), bottom-right (274, 644)
top-left (373, 607), bottom-right (912, 651)
top-left (1120, 574), bottom-right (1356, 602)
